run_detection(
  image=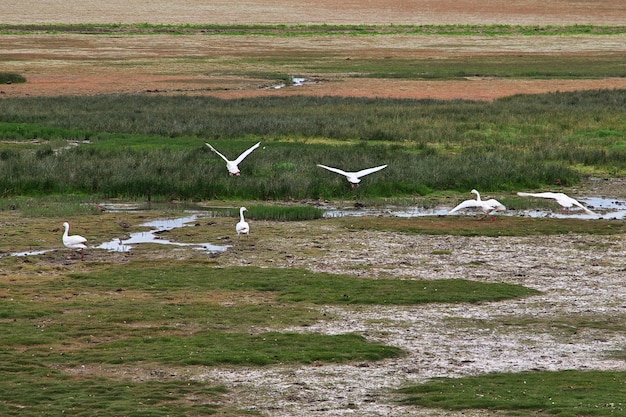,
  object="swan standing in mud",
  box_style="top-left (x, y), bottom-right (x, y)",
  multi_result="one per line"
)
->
top-left (205, 142), bottom-right (260, 176)
top-left (236, 207), bottom-right (250, 240)
top-left (517, 191), bottom-right (596, 215)
top-left (449, 189), bottom-right (506, 220)
top-left (316, 164), bottom-right (387, 187)
top-left (62, 222), bottom-right (88, 260)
